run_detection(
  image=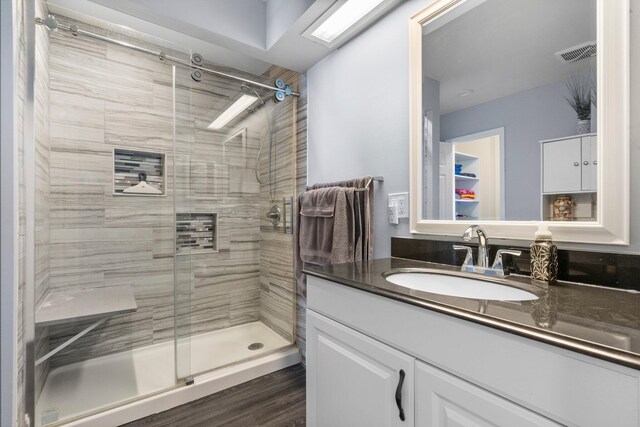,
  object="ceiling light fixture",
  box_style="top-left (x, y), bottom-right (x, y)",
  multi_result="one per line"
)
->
top-left (207, 94), bottom-right (258, 130)
top-left (310, 0), bottom-right (386, 43)
top-left (457, 89), bottom-right (474, 97)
